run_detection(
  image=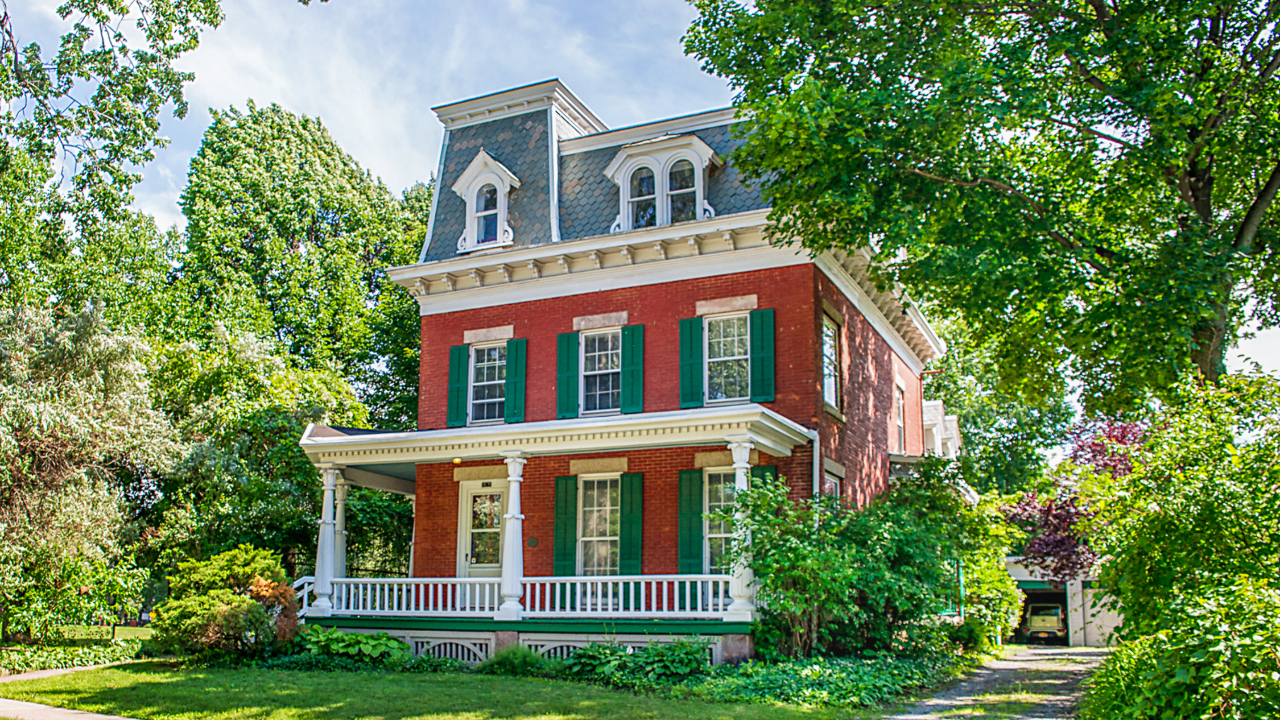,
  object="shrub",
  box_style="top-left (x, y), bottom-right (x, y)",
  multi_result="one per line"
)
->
top-left (563, 642), bottom-right (633, 683)
top-left (1079, 578), bottom-right (1280, 720)
top-left (151, 545), bottom-right (297, 656)
top-left (0, 639), bottom-right (141, 675)
top-left (300, 626), bottom-right (412, 664)
top-left (628, 639), bottom-right (709, 684)
top-left (475, 645), bottom-right (551, 677)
